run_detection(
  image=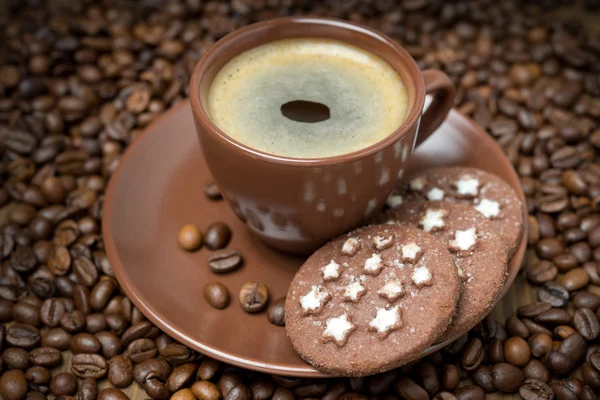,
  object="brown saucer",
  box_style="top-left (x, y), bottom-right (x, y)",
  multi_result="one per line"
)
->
top-left (103, 100), bottom-right (526, 377)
